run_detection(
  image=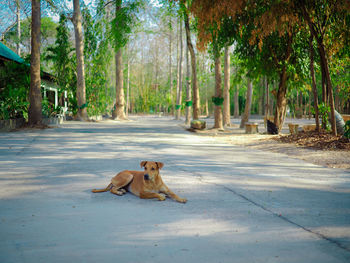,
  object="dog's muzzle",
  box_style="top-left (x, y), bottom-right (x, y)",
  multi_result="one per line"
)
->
top-left (144, 174), bottom-right (150, 180)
